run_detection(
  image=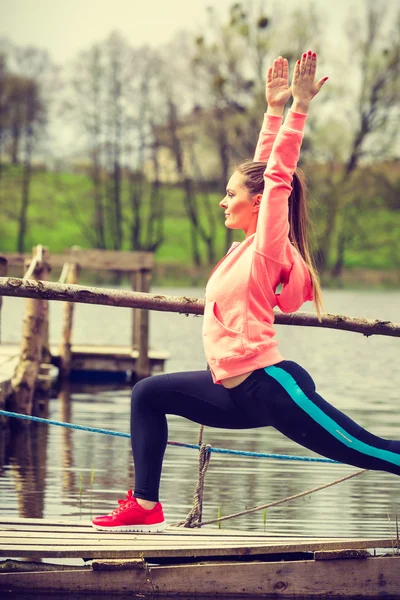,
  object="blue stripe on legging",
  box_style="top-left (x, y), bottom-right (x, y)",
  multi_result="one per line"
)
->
top-left (265, 365), bottom-right (400, 468)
